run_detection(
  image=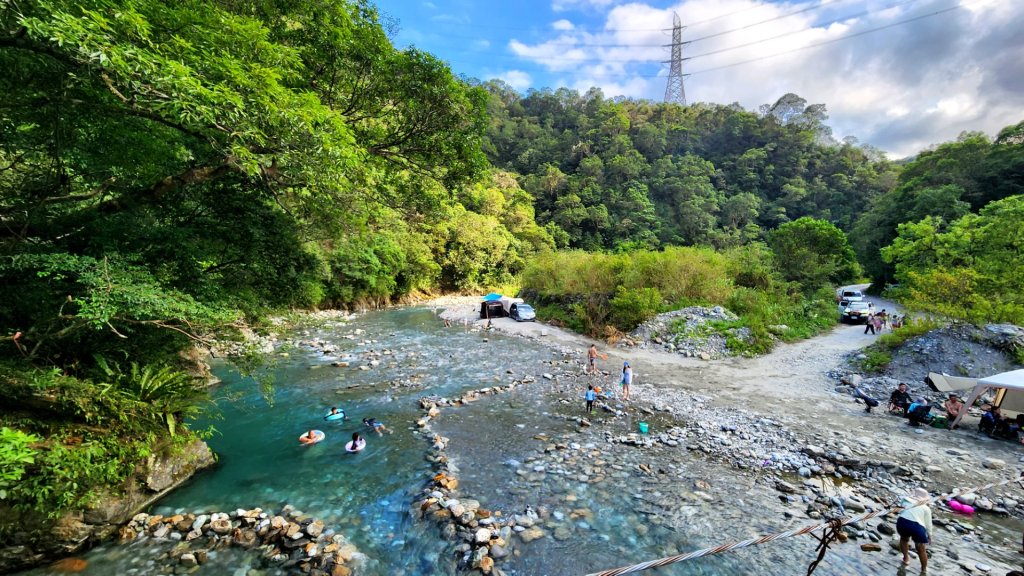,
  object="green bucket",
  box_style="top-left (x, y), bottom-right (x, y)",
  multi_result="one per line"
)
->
top-left (638, 422), bottom-right (649, 434)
